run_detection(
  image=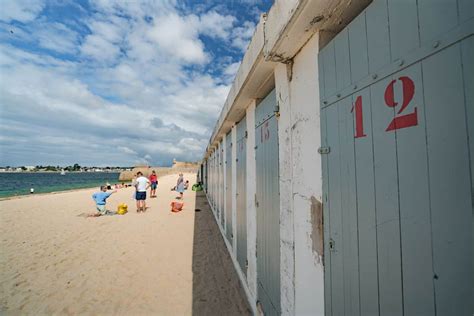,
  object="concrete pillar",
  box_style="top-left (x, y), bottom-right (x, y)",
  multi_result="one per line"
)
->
top-left (222, 135), bottom-right (227, 235)
top-left (275, 62), bottom-right (295, 315)
top-left (274, 33), bottom-right (325, 315)
top-left (217, 142), bottom-right (222, 223)
top-left (294, 33), bottom-right (324, 315)
top-left (245, 100), bottom-right (258, 304)
top-left (231, 125), bottom-right (238, 253)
